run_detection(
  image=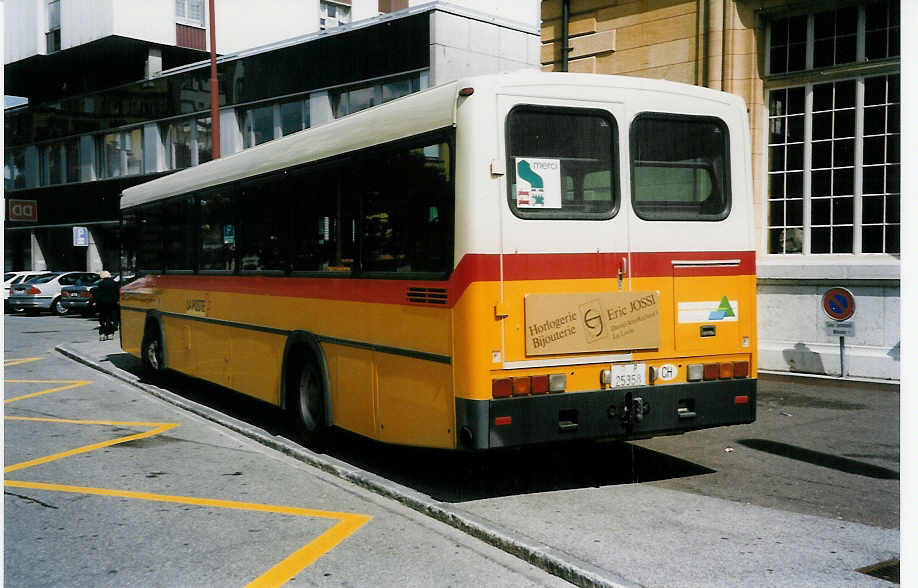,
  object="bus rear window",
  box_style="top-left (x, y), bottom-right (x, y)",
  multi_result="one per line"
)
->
top-left (507, 107), bottom-right (617, 219)
top-left (631, 114), bottom-right (730, 221)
